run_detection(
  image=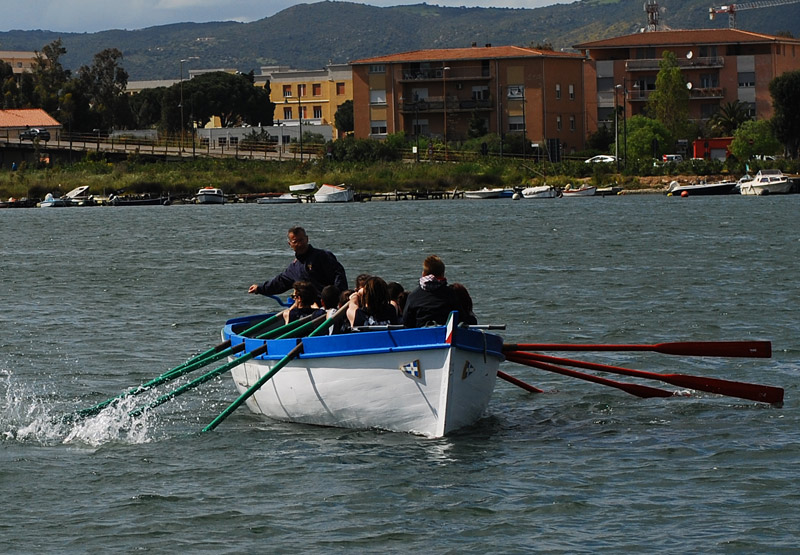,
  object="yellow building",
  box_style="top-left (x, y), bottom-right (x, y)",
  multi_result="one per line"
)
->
top-left (0, 50), bottom-right (40, 75)
top-left (256, 64), bottom-right (352, 138)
